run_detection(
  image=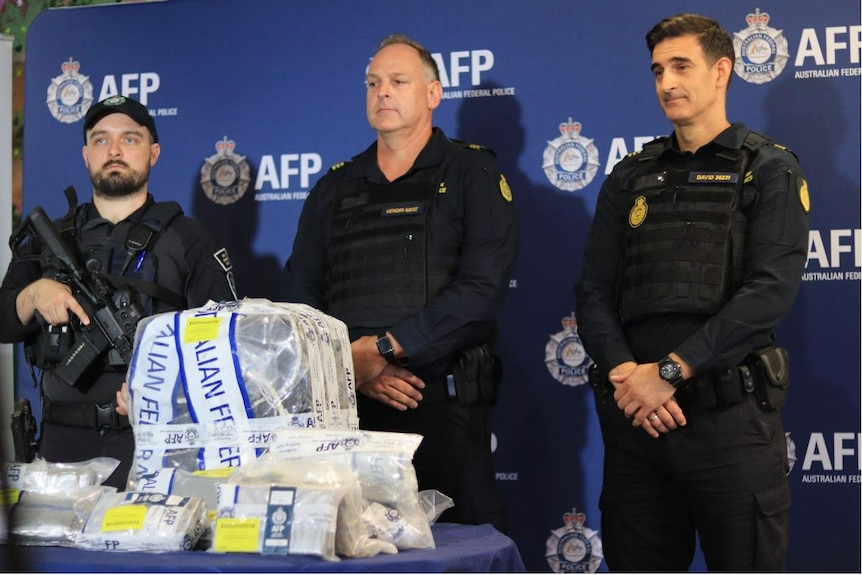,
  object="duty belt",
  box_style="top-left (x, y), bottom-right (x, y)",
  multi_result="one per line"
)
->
top-left (42, 396), bottom-right (131, 431)
top-left (418, 374), bottom-right (459, 404)
top-left (675, 364), bottom-right (754, 409)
